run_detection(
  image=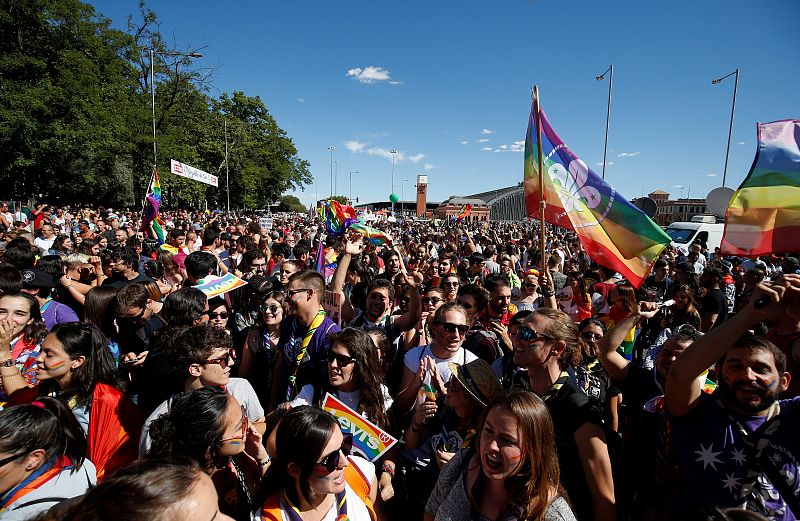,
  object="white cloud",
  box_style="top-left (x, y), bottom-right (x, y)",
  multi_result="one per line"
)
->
top-left (297, 97), bottom-right (305, 103)
top-left (346, 66), bottom-right (393, 84)
top-left (423, 163), bottom-right (435, 170)
top-left (408, 153), bottom-right (425, 164)
top-left (388, 81), bottom-right (403, 85)
top-left (510, 141), bottom-right (525, 152)
top-left (617, 152), bottom-right (640, 157)
top-left (344, 140), bottom-right (365, 153)
top-left (705, 173), bottom-right (718, 177)
top-left (738, 141), bottom-right (746, 145)
top-left (480, 129), bottom-right (494, 135)
top-left (476, 138), bottom-right (490, 143)
top-left (363, 147), bottom-right (425, 164)
top-left (597, 161), bottom-right (615, 166)
top-left (498, 145), bottom-right (508, 150)
top-left (460, 140), bottom-right (469, 145)
top-left (481, 147), bottom-right (493, 151)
